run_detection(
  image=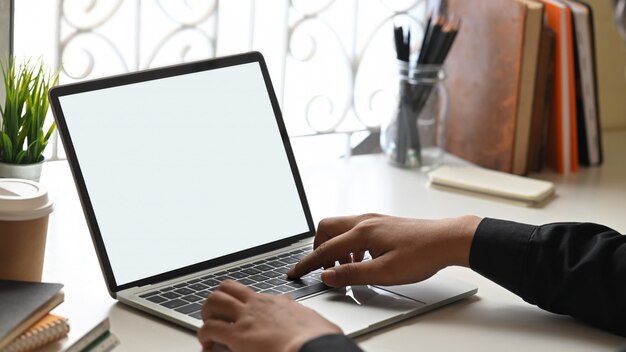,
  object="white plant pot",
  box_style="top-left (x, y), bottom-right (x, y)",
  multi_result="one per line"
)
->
top-left (0, 161), bottom-right (44, 182)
